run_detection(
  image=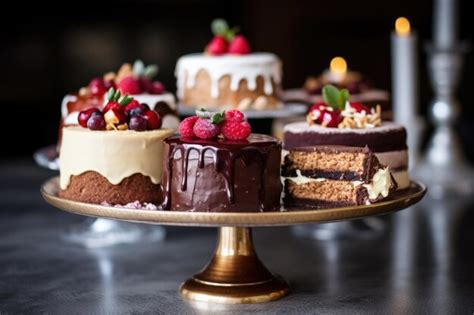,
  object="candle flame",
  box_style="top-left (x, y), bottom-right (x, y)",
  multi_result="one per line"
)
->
top-left (395, 17), bottom-right (411, 36)
top-left (330, 57), bottom-right (347, 75)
